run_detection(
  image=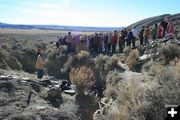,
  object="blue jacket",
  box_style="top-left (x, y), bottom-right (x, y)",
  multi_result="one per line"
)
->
top-left (126, 31), bottom-right (134, 41)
